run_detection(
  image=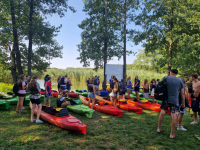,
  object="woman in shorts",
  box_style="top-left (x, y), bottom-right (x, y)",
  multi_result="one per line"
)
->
top-left (143, 79), bottom-right (149, 100)
top-left (126, 77), bottom-right (132, 98)
top-left (16, 74), bottom-right (27, 113)
top-left (29, 75), bottom-right (43, 123)
top-left (134, 76), bottom-right (140, 101)
top-left (119, 79), bottom-right (126, 100)
top-left (87, 79), bottom-right (96, 110)
top-left (150, 79), bottom-right (157, 103)
top-left (57, 76), bottom-right (61, 93)
top-left (44, 76), bottom-right (51, 106)
top-left (111, 78), bottom-right (119, 107)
